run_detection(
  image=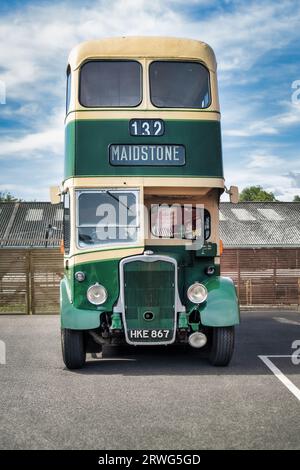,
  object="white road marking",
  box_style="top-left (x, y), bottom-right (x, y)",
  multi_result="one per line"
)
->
top-left (274, 317), bottom-right (300, 326)
top-left (259, 355), bottom-right (300, 402)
